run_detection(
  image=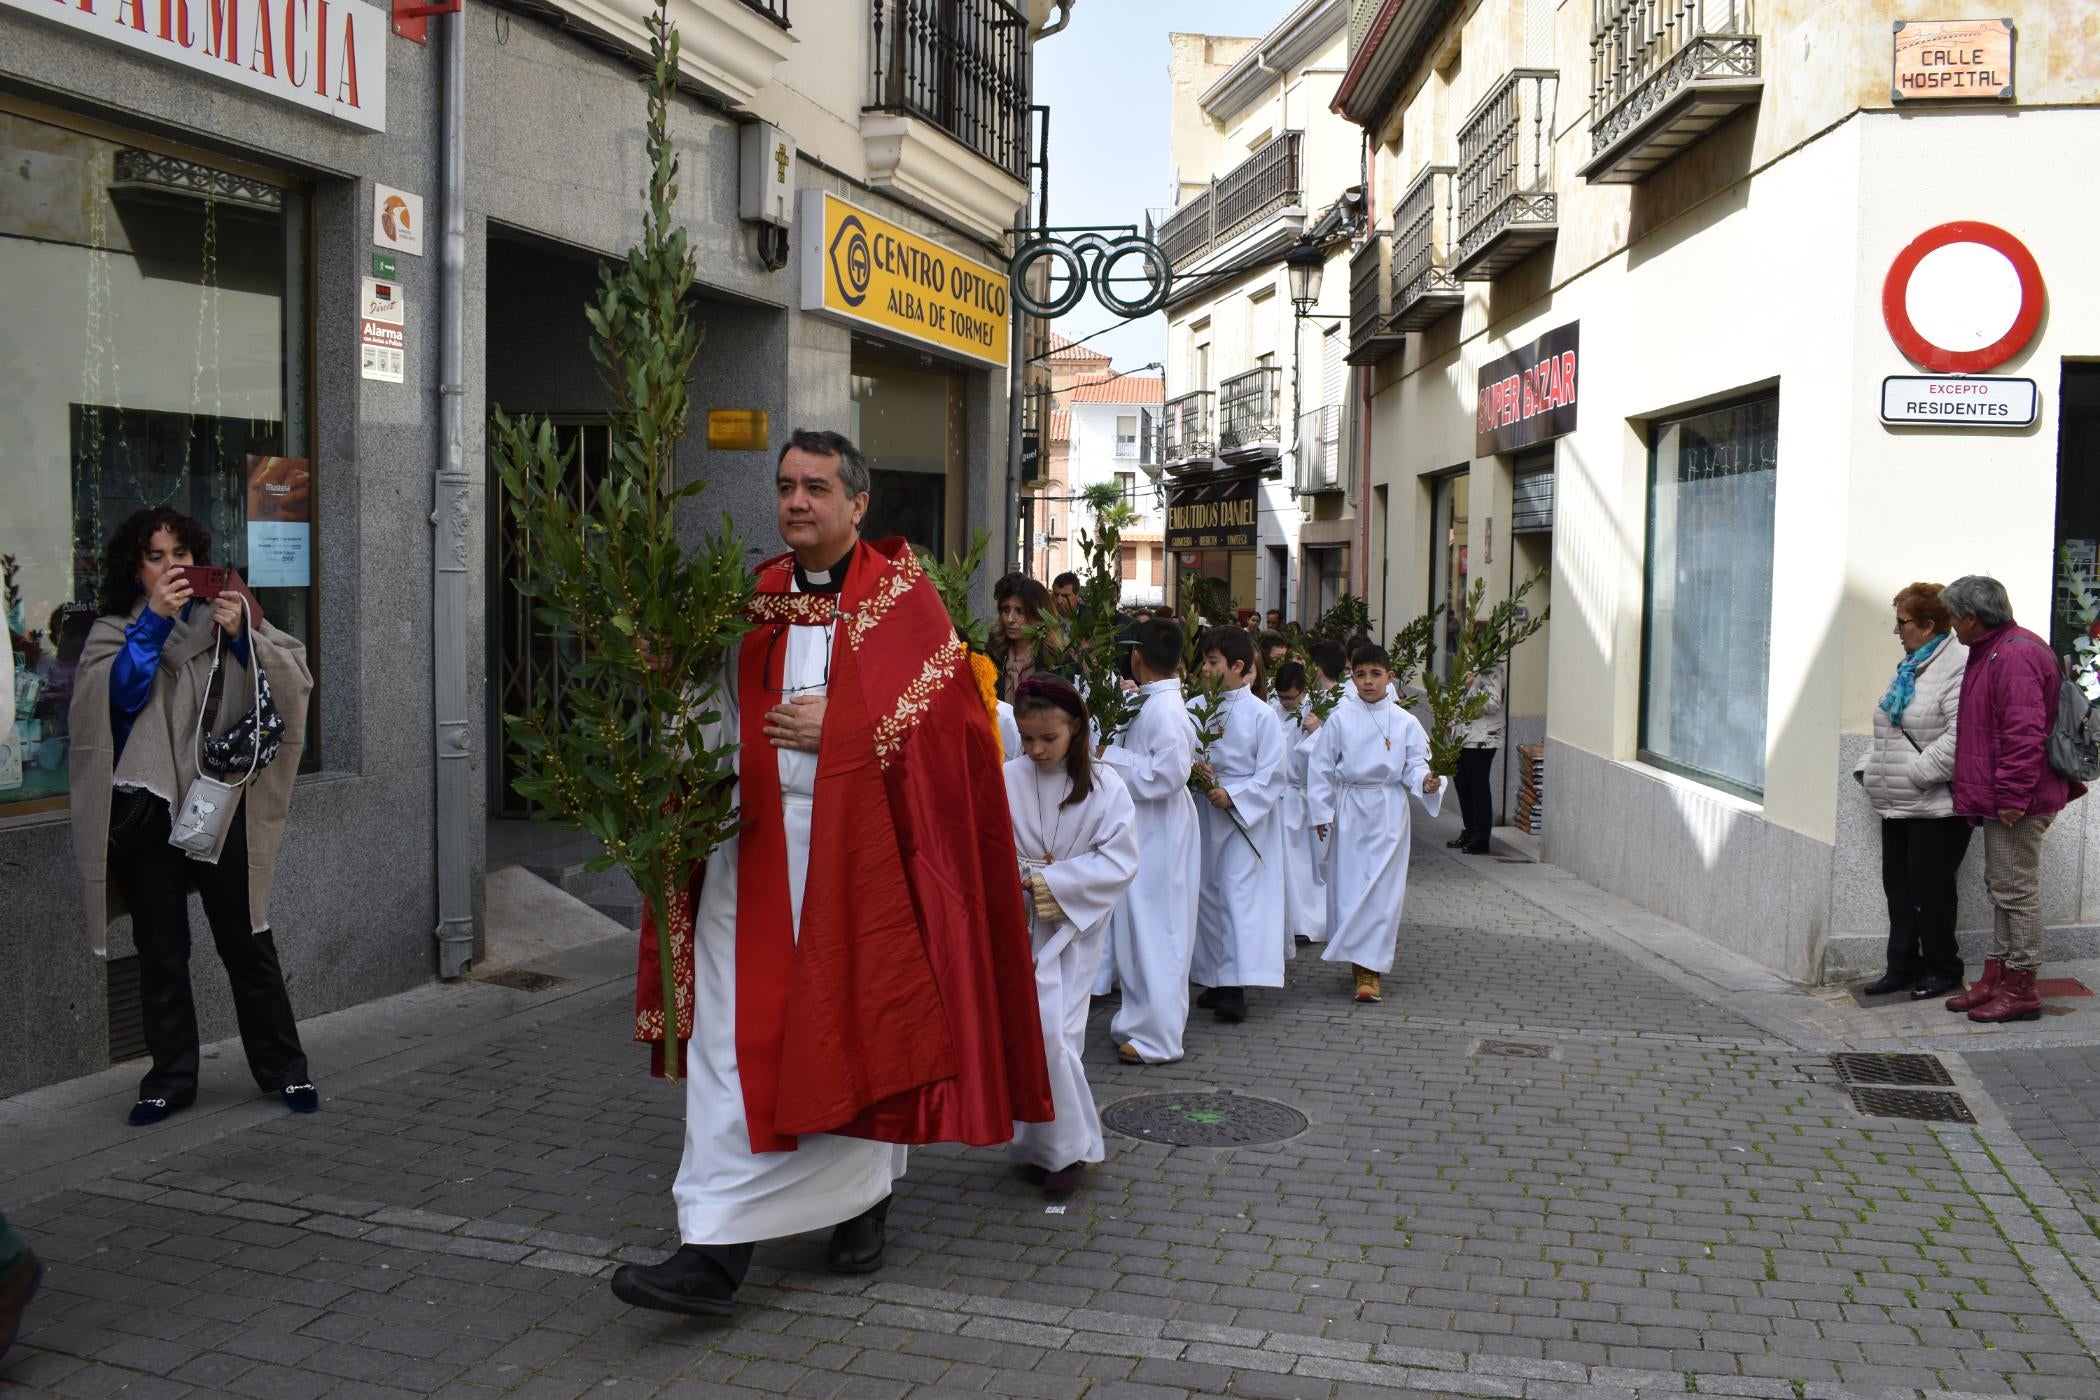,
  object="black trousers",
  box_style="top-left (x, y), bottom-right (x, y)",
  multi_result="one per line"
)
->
top-left (108, 793), bottom-right (309, 1103)
top-left (1880, 814), bottom-right (1972, 984)
top-left (1456, 747), bottom-right (1496, 847)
